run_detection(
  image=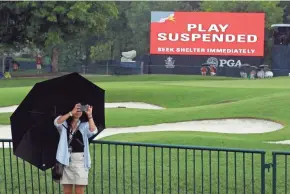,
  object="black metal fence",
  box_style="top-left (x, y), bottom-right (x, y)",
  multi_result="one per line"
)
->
top-left (0, 139), bottom-right (277, 194)
top-left (5, 65), bottom-right (287, 79)
top-left (272, 151), bottom-right (290, 194)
